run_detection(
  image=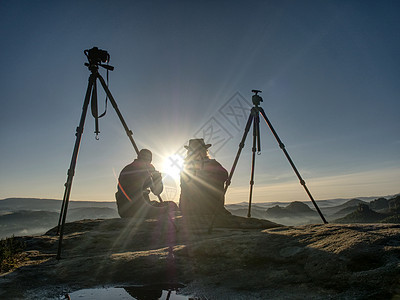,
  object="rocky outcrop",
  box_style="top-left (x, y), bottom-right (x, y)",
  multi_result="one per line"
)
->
top-left (389, 195), bottom-right (400, 212)
top-left (334, 203), bottom-right (389, 223)
top-left (1, 216), bottom-right (399, 299)
top-left (369, 197), bottom-right (389, 211)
